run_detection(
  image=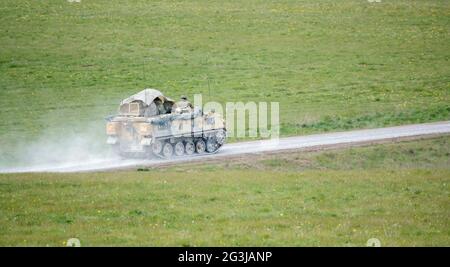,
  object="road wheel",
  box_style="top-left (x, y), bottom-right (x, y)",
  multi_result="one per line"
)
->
top-left (162, 142), bottom-right (174, 158)
top-left (174, 141), bottom-right (185, 156)
top-left (195, 139), bottom-right (206, 154)
top-left (216, 130), bottom-right (226, 145)
top-left (185, 141), bottom-right (195, 155)
top-left (151, 140), bottom-right (163, 155)
top-left (206, 138), bottom-right (219, 153)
